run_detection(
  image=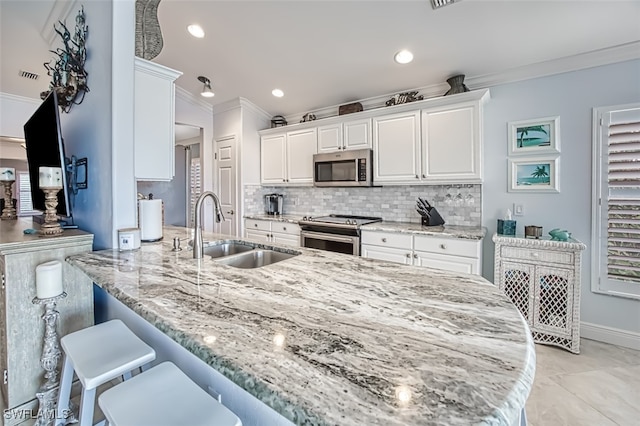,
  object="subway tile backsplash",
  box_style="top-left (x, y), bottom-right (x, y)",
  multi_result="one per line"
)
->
top-left (244, 184), bottom-right (482, 227)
